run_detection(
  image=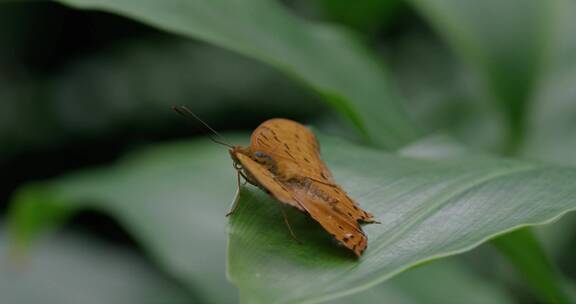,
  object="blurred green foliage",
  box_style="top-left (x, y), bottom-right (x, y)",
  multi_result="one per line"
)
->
top-left (2, 0), bottom-right (576, 303)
